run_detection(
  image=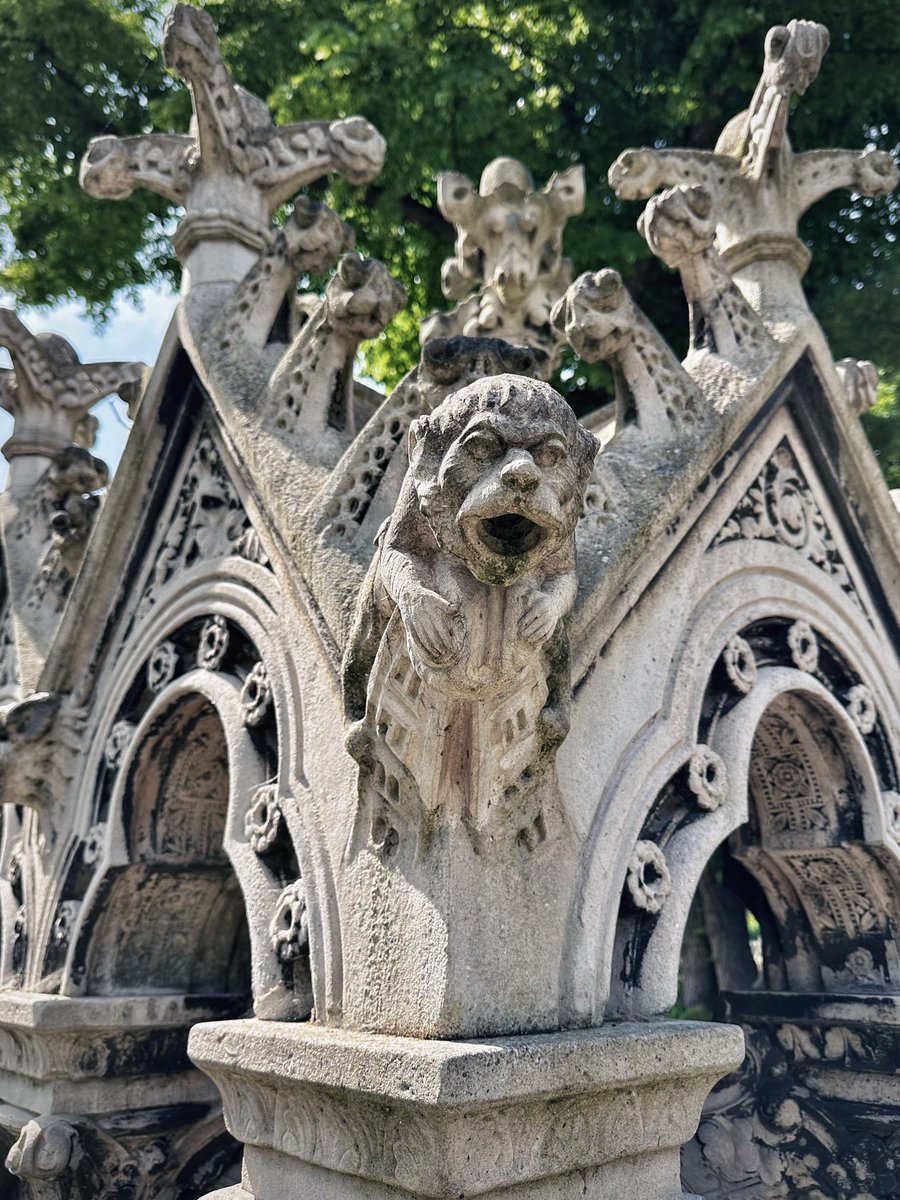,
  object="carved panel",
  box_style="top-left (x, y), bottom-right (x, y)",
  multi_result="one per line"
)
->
top-left (712, 441), bottom-right (866, 613)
